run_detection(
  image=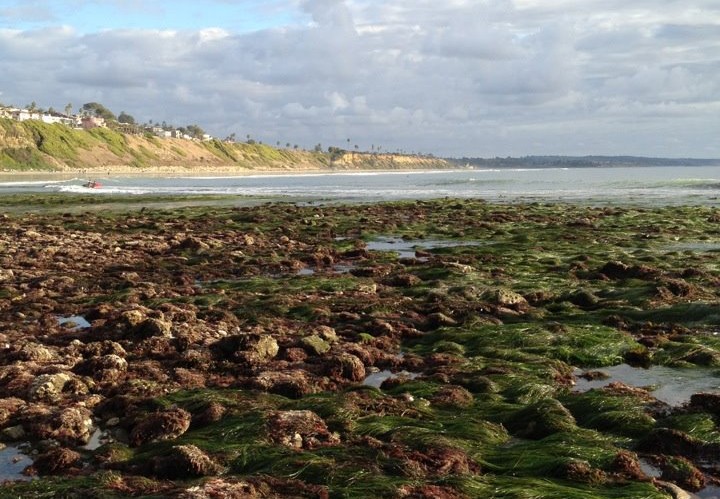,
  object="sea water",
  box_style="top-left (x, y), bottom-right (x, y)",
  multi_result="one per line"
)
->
top-left (1, 166), bottom-right (719, 206)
